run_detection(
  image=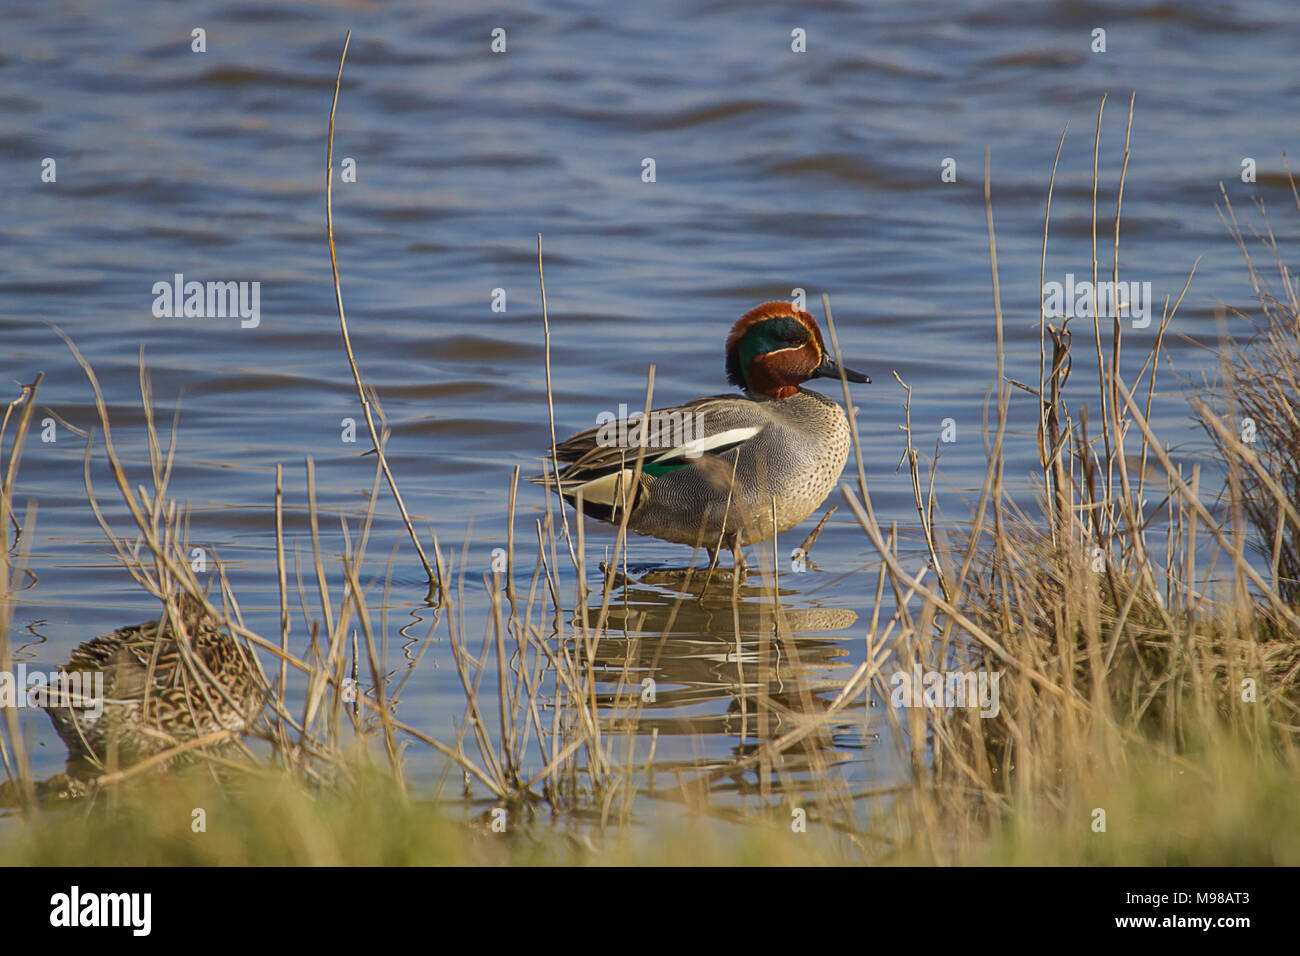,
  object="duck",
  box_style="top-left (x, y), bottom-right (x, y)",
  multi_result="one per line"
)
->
top-left (41, 592), bottom-right (262, 784)
top-left (536, 301), bottom-right (870, 571)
